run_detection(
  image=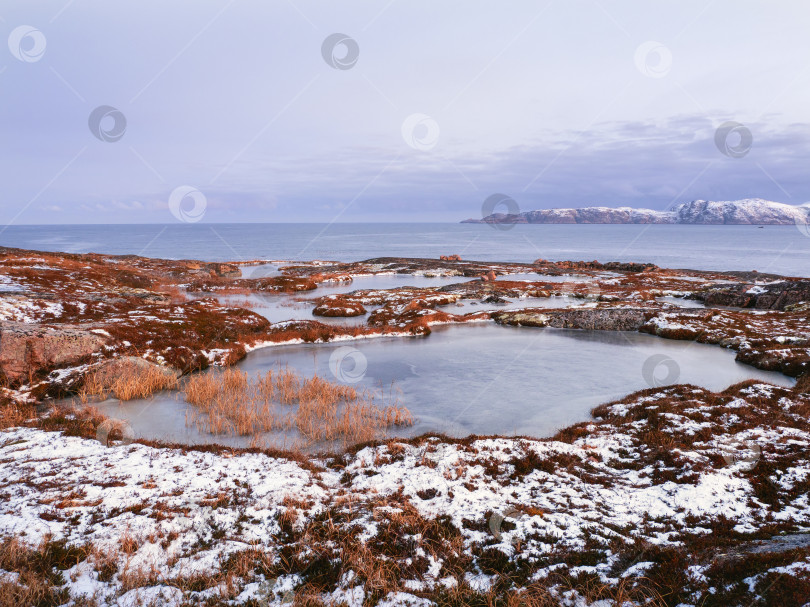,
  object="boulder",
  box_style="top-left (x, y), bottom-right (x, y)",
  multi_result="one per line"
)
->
top-left (0, 322), bottom-right (108, 384)
top-left (695, 280), bottom-right (810, 310)
top-left (208, 262), bottom-right (241, 278)
top-left (312, 302), bottom-right (367, 317)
